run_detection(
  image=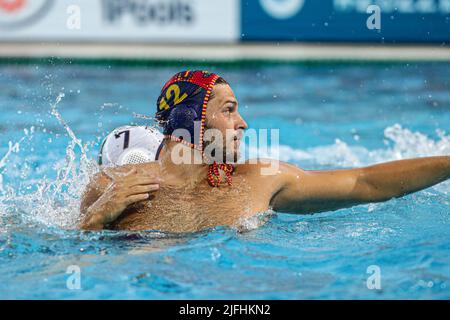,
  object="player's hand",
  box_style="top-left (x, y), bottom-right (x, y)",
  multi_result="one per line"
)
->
top-left (81, 167), bottom-right (161, 229)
